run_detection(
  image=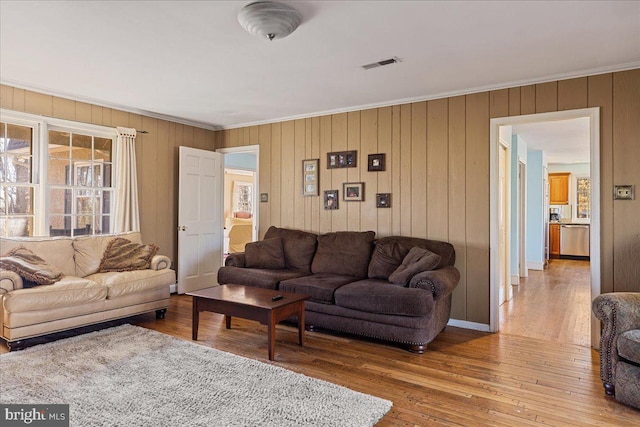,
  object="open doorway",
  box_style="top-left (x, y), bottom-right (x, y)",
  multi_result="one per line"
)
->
top-left (489, 108), bottom-right (601, 348)
top-left (217, 145), bottom-right (259, 258)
